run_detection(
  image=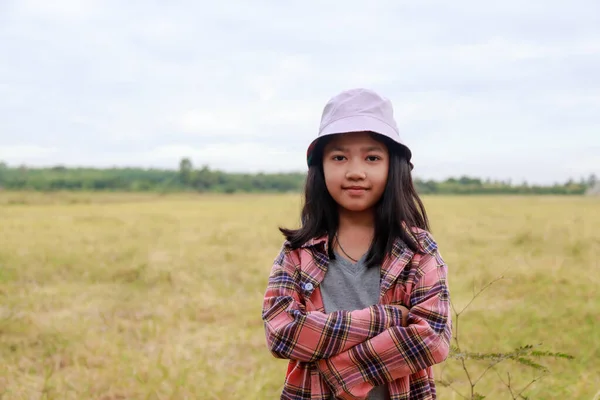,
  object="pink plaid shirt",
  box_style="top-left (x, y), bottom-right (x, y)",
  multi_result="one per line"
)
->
top-left (261, 228), bottom-right (452, 400)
